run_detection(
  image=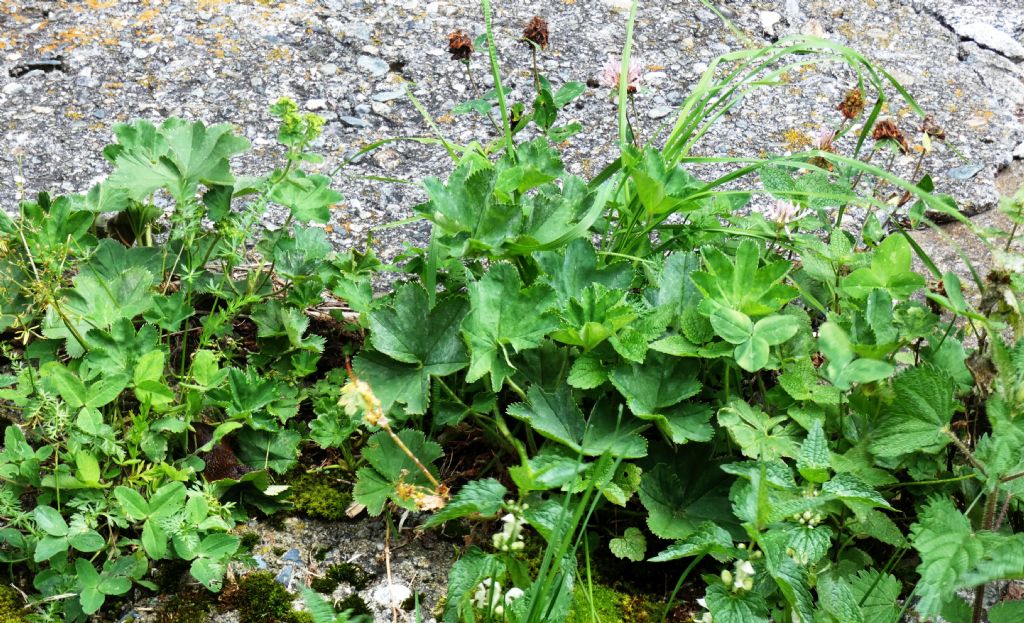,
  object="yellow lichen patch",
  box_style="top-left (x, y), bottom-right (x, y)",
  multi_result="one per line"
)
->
top-left (266, 46), bottom-right (293, 62)
top-left (136, 8), bottom-right (161, 24)
top-left (86, 0), bottom-right (118, 8)
top-left (65, 109), bottom-right (84, 120)
top-left (782, 128), bottom-right (812, 152)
